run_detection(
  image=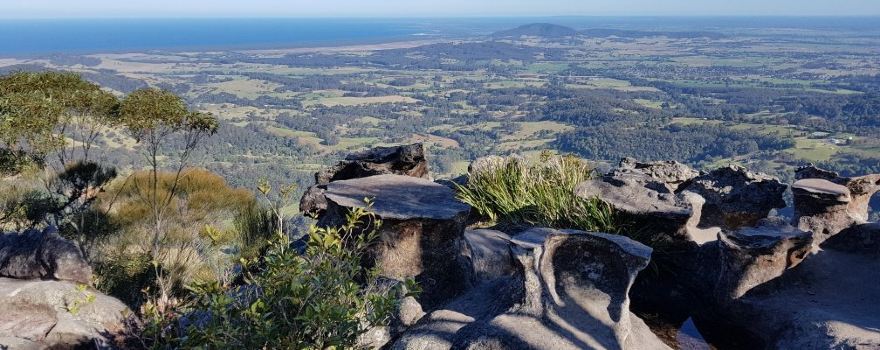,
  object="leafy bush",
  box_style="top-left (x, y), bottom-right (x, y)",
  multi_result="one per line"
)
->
top-left (456, 152), bottom-right (618, 232)
top-left (143, 204), bottom-right (412, 349)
